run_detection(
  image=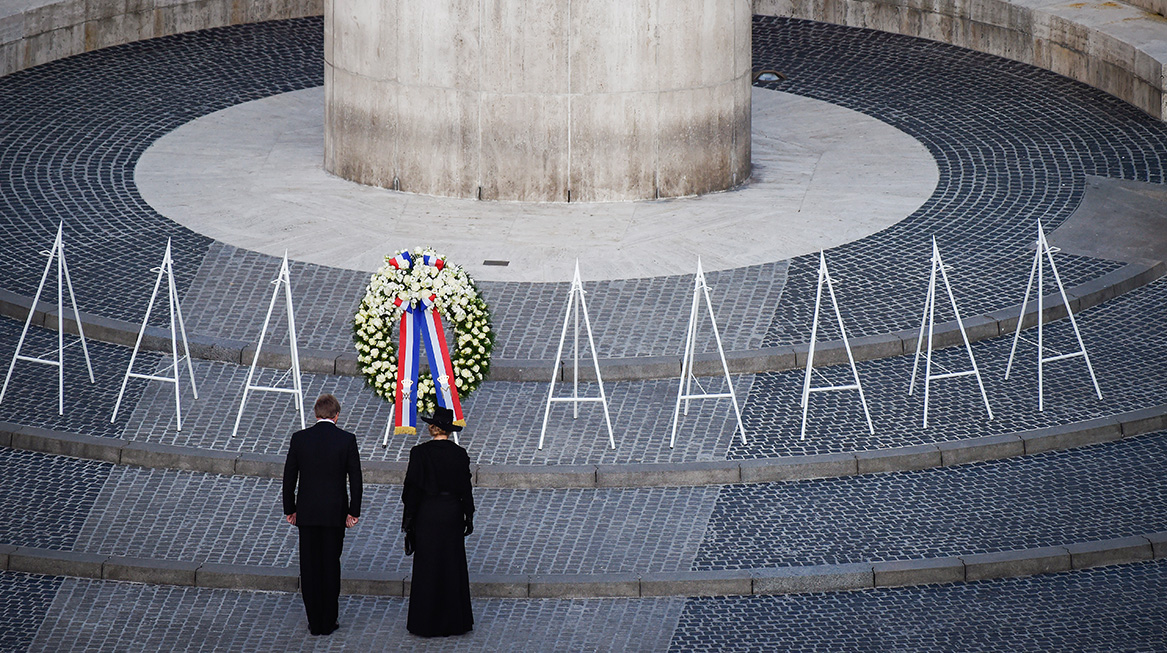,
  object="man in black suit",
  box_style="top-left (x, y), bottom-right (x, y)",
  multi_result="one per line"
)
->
top-left (282, 393), bottom-right (363, 636)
